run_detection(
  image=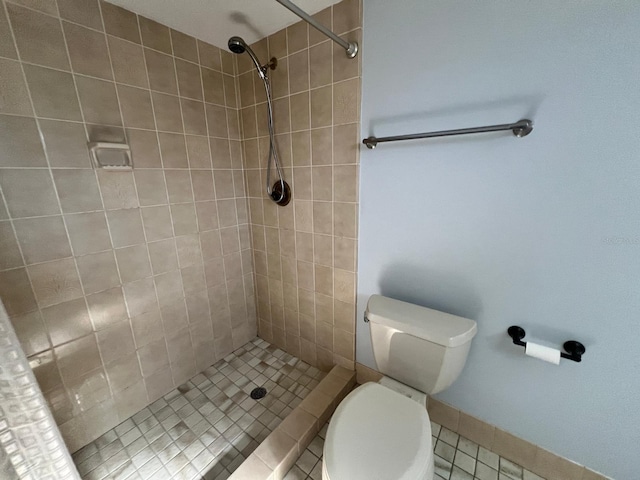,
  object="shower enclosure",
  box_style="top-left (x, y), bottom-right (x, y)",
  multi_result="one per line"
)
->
top-left (0, 0), bottom-right (361, 477)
